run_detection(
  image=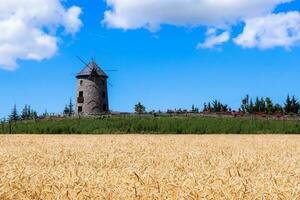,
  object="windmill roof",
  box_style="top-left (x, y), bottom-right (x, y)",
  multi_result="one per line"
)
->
top-left (76, 60), bottom-right (108, 78)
